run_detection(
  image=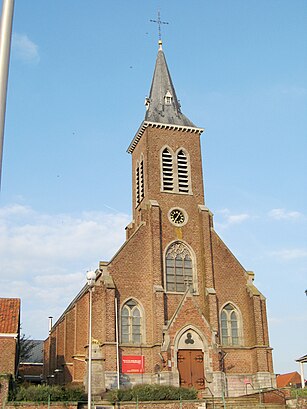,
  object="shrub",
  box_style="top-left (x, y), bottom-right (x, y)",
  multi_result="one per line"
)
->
top-left (291, 388), bottom-right (307, 398)
top-left (11, 384), bottom-right (85, 402)
top-left (105, 388), bottom-right (133, 403)
top-left (106, 384), bottom-right (197, 402)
